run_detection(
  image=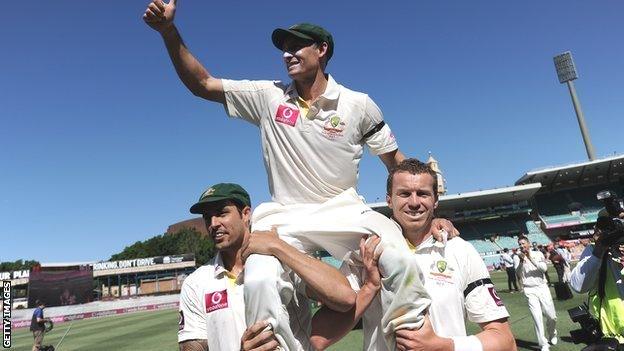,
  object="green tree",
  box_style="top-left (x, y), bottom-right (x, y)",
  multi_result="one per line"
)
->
top-left (109, 228), bottom-right (214, 266)
top-left (0, 259), bottom-right (39, 272)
